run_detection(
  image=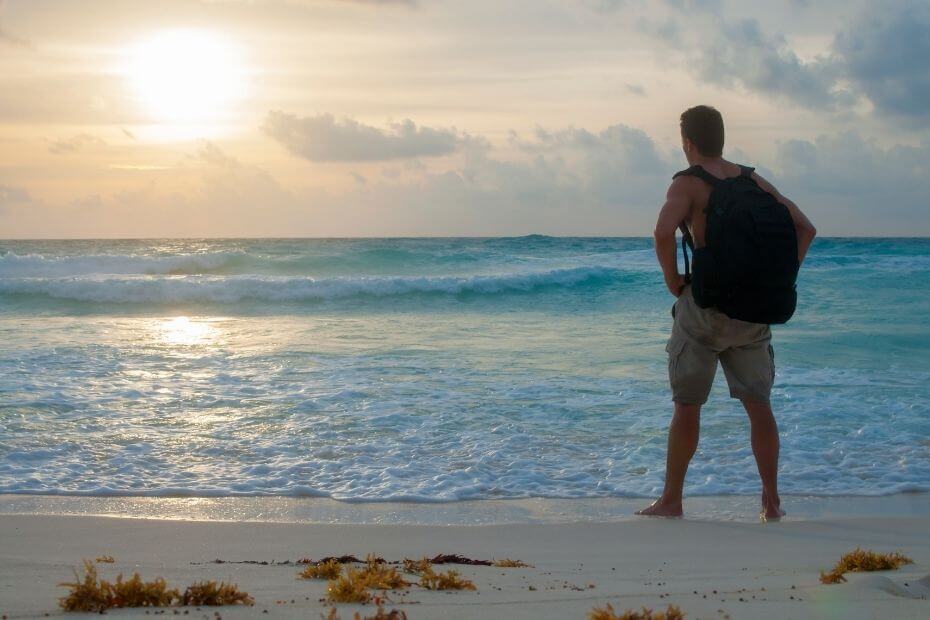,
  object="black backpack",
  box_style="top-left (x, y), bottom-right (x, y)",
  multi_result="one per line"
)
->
top-left (673, 164), bottom-right (799, 325)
